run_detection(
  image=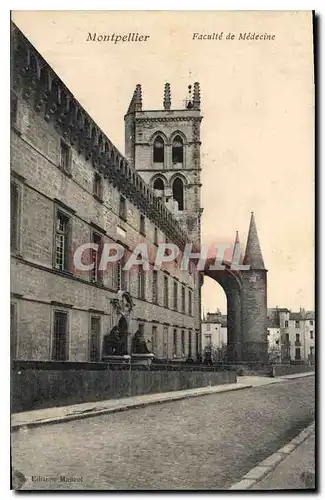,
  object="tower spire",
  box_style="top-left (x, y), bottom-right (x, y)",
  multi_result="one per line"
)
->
top-left (231, 230), bottom-right (242, 267)
top-left (193, 82), bottom-right (201, 110)
top-left (163, 83), bottom-right (171, 110)
top-left (243, 212), bottom-right (265, 269)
